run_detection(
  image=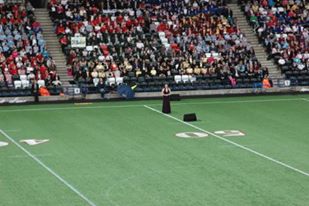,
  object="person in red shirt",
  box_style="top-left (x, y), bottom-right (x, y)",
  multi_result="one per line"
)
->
top-left (121, 24), bottom-right (128, 33)
top-left (9, 16), bottom-right (15, 24)
top-left (9, 64), bottom-right (18, 76)
top-left (115, 26), bottom-right (122, 33)
top-left (1, 16), bottom-right (7, 24)
top-left (126, 19), bottom-right (133, 29)
top-left (91, 17), bottom-right (99, 26)
top-left (49, 0), bottom-right (57, 6)
top-left (101, 24), bottom-right (107, 33)
top-left (207, 56), bottom-right (215, 64)
top-left (57, 5), bottom-right (64, 16)
top-left (59, 35), bottom-right (68, 53)
top-left (110, 62), bottom-right (118, 71)
top-left (188, 43), bottom-right (195, 53)
top-left (21, 9), bottom-right (27, 18)
top-left (39, 64), bottom-right (48, 80)
top-left (116, 15), bottom-right (123, 24)
top-left (12, 5), bottom-right (19, 18)
top-left (68, 50), bottom-right (77, 65)
top-left (6, 55), bottom-right (14, 64)
top-left (56, 24), bottom-right (65, 35)
top-left (36, 53), bottom-right (44, 64)
top-left (261, 0), bottom-right (268, 7)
